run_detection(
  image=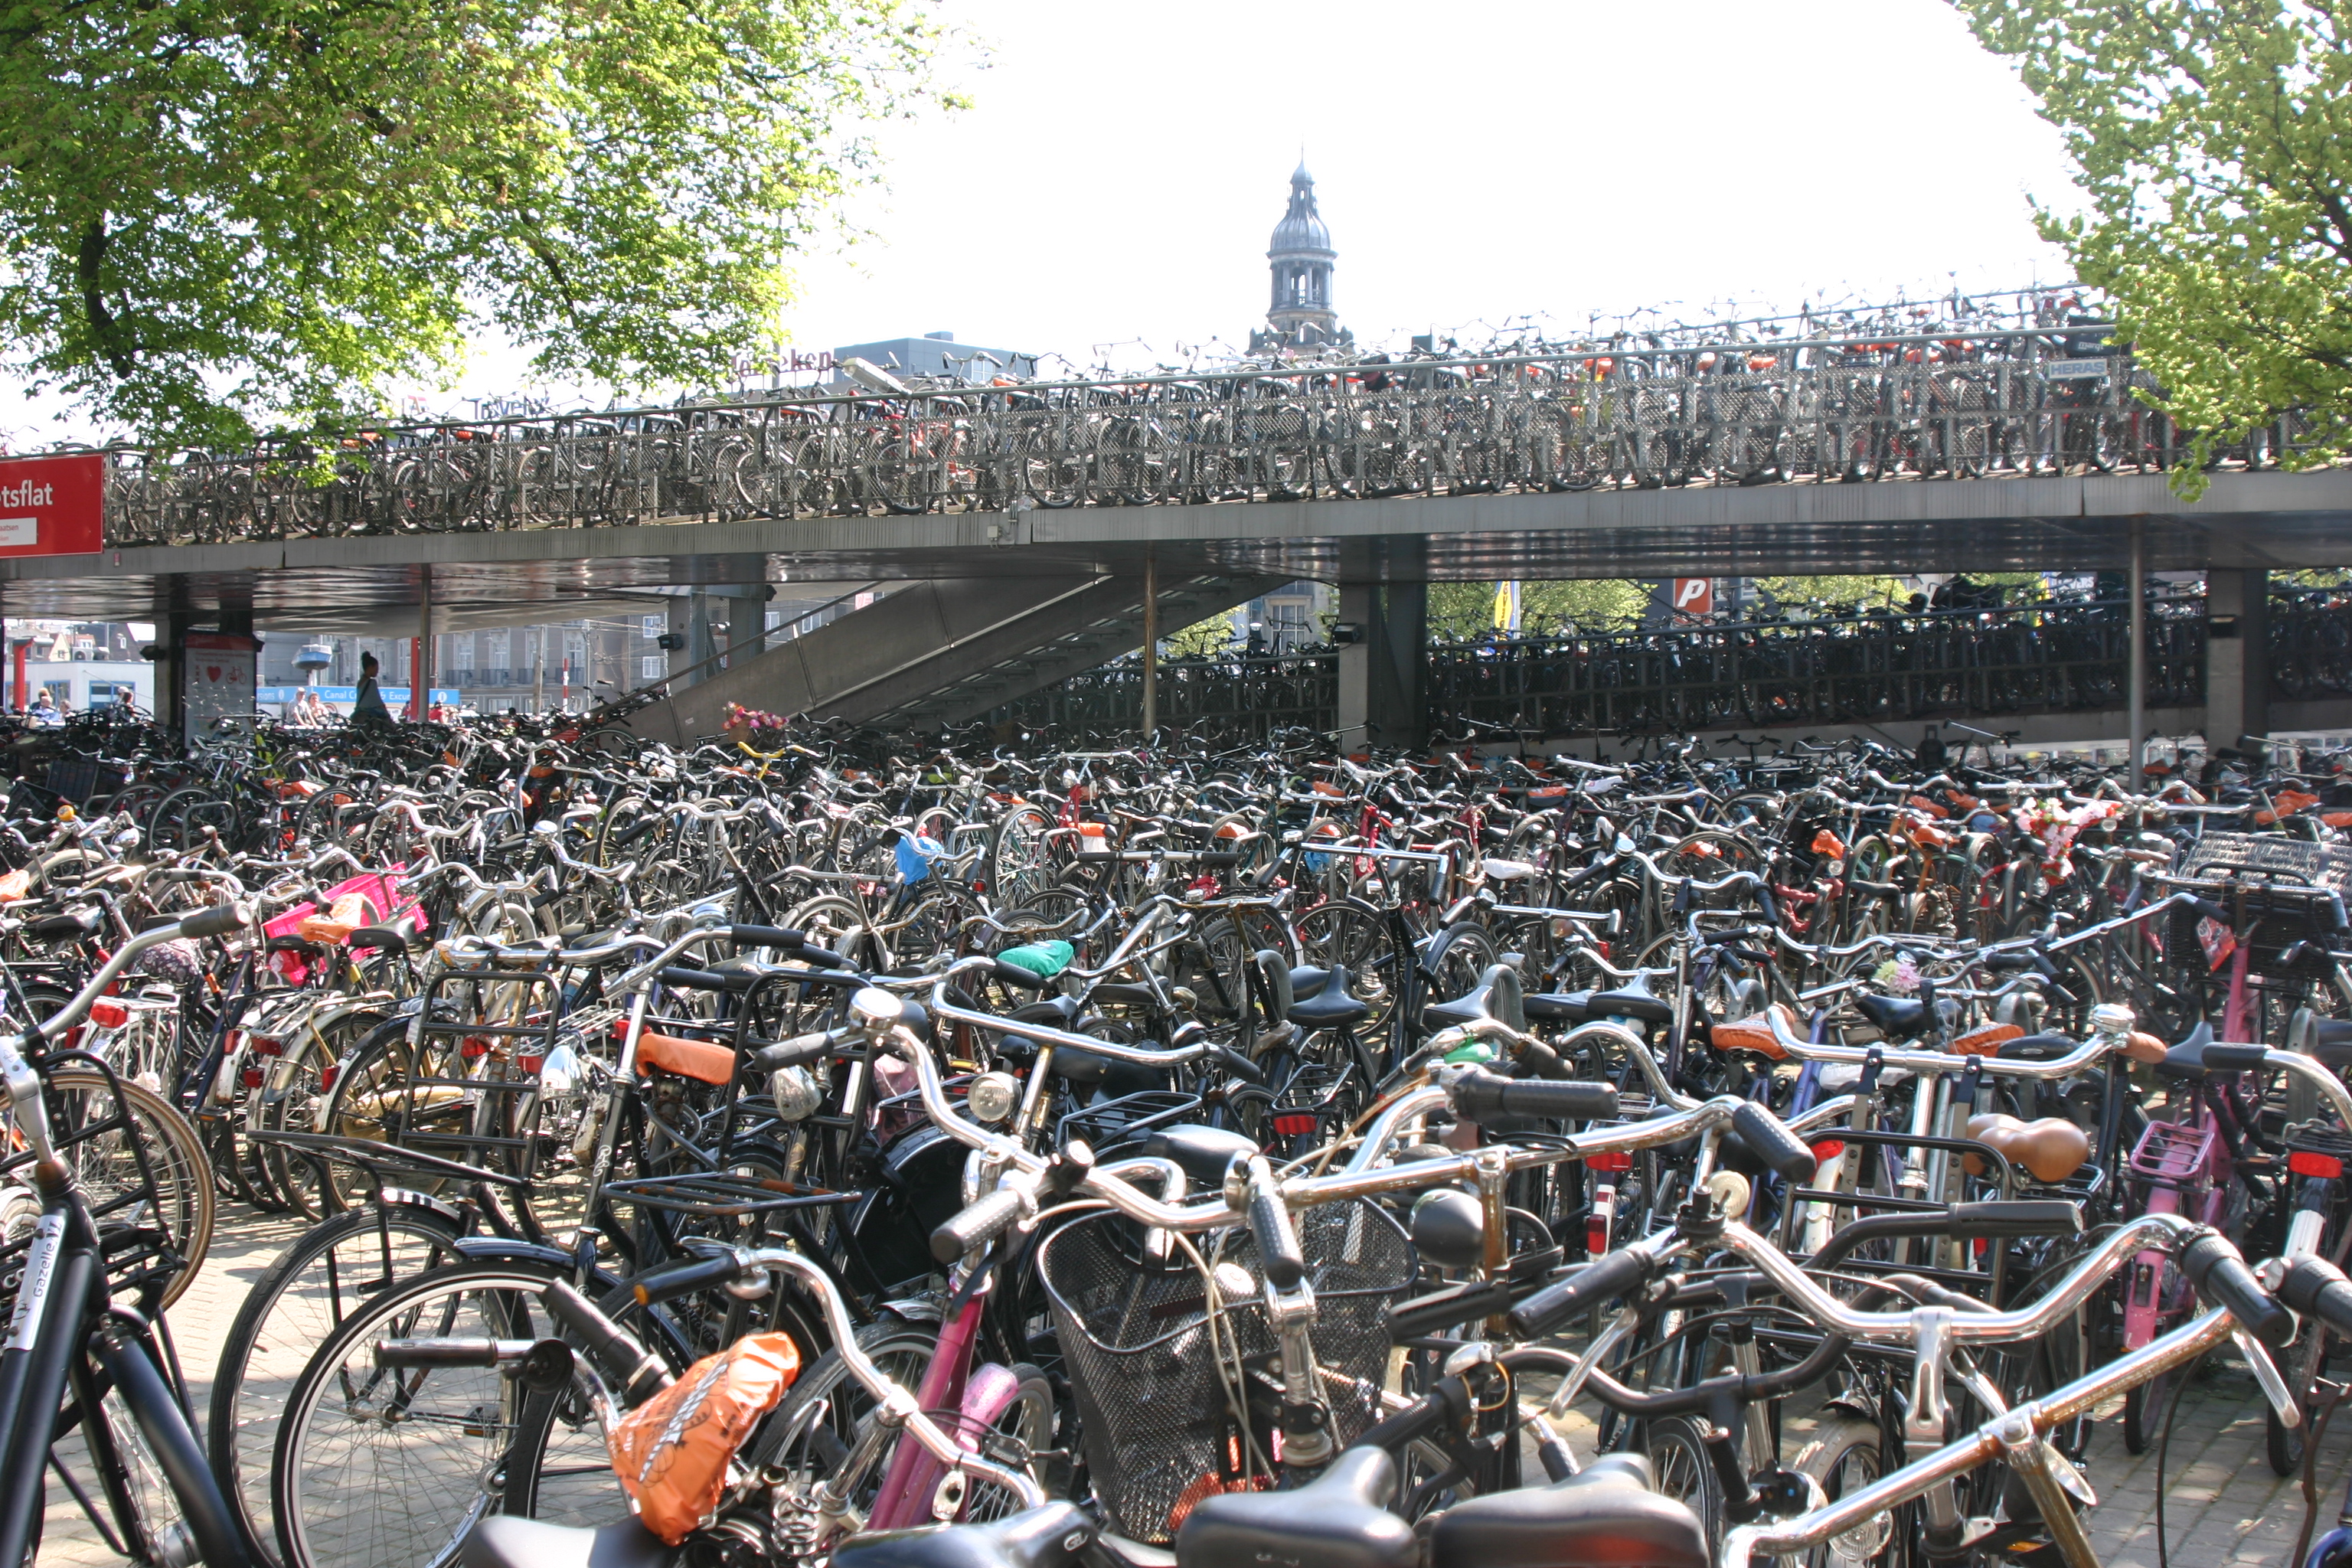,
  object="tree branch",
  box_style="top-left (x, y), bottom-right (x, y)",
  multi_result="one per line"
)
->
top-left (75, 220), bottom-right (136, 379)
